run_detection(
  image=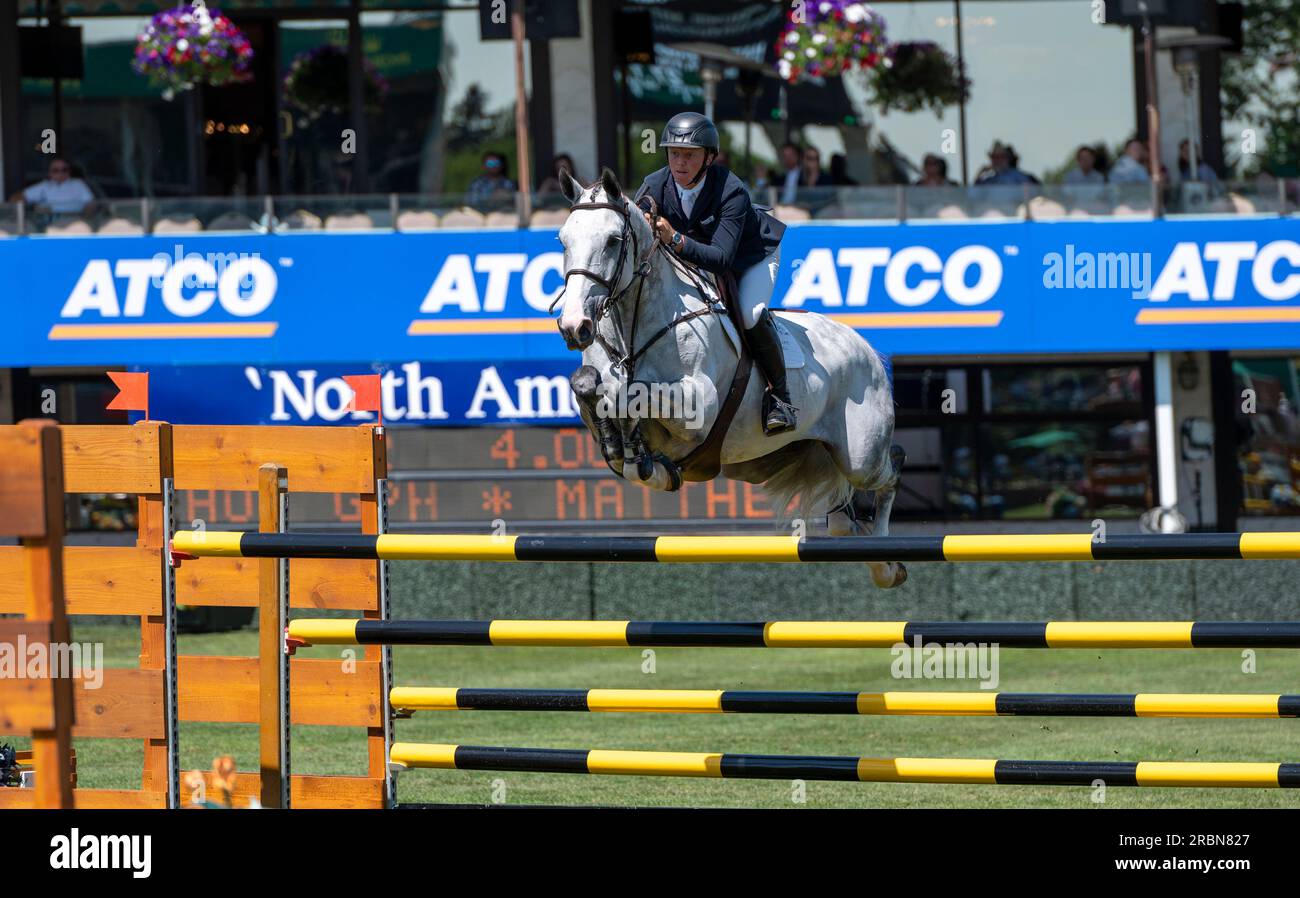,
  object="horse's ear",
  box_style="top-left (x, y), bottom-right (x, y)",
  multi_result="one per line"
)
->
top-left (560, 170), bottom-right (584, 205)
top-left (600, 166), bottom-right (623, 201)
